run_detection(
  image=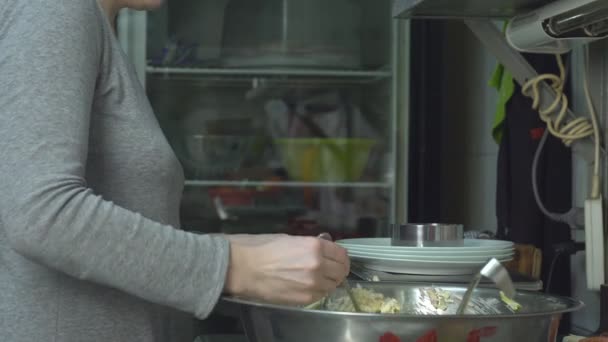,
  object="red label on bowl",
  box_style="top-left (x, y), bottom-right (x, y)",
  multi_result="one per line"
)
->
top-left (379, 332), bottom-right (401, 342)
top-left (416, 330), bottom-right (438, 342)
top-left (467, 326), bottom-right (498, 342)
